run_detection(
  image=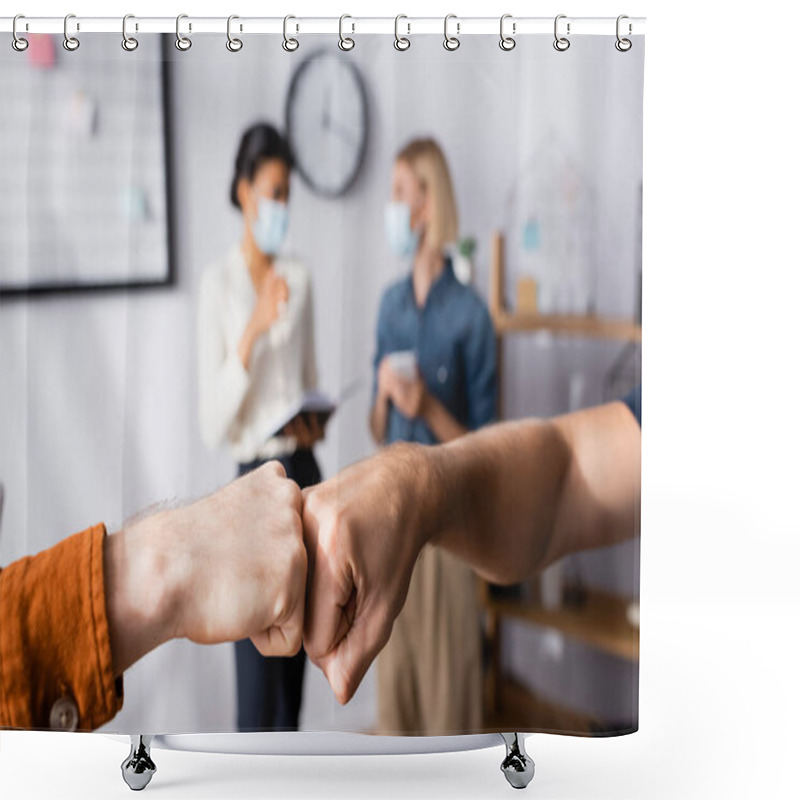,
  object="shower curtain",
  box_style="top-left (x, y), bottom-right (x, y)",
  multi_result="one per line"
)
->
top-left (0, 21), bottom-right (643, 740)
